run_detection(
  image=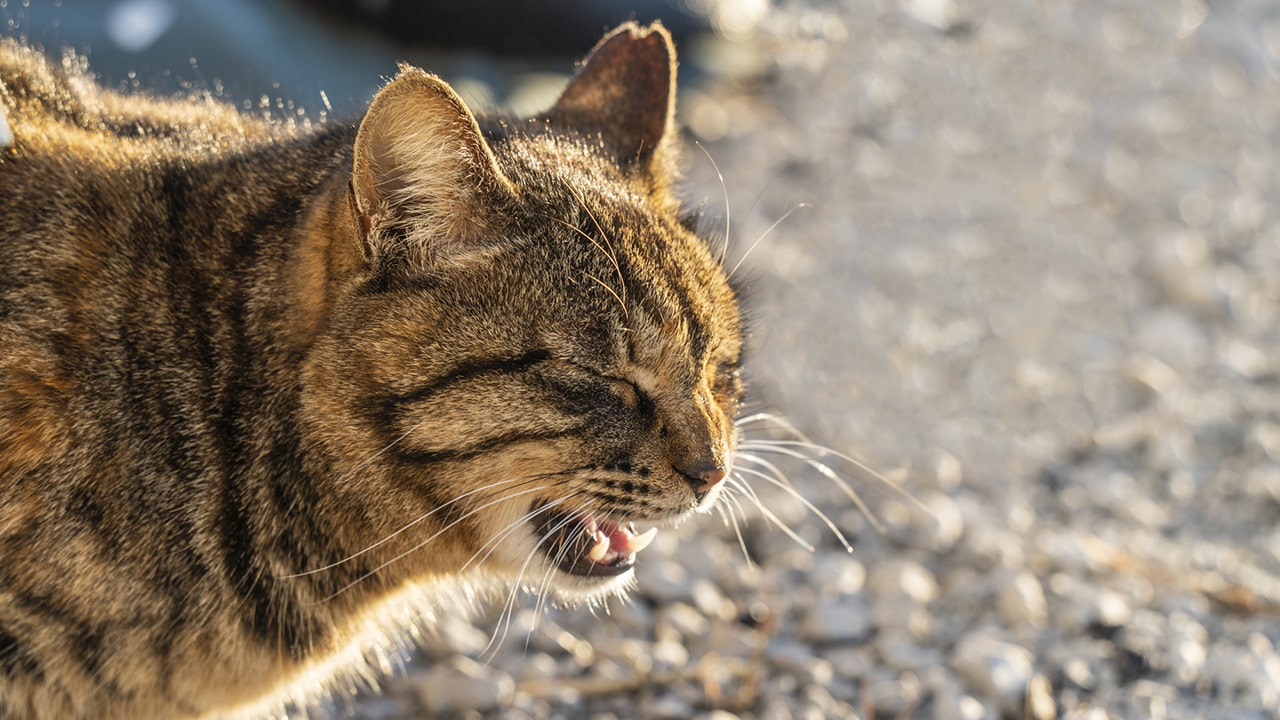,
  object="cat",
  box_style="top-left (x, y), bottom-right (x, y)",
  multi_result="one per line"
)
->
top-left (0, 21), bottom-right (744, 719)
